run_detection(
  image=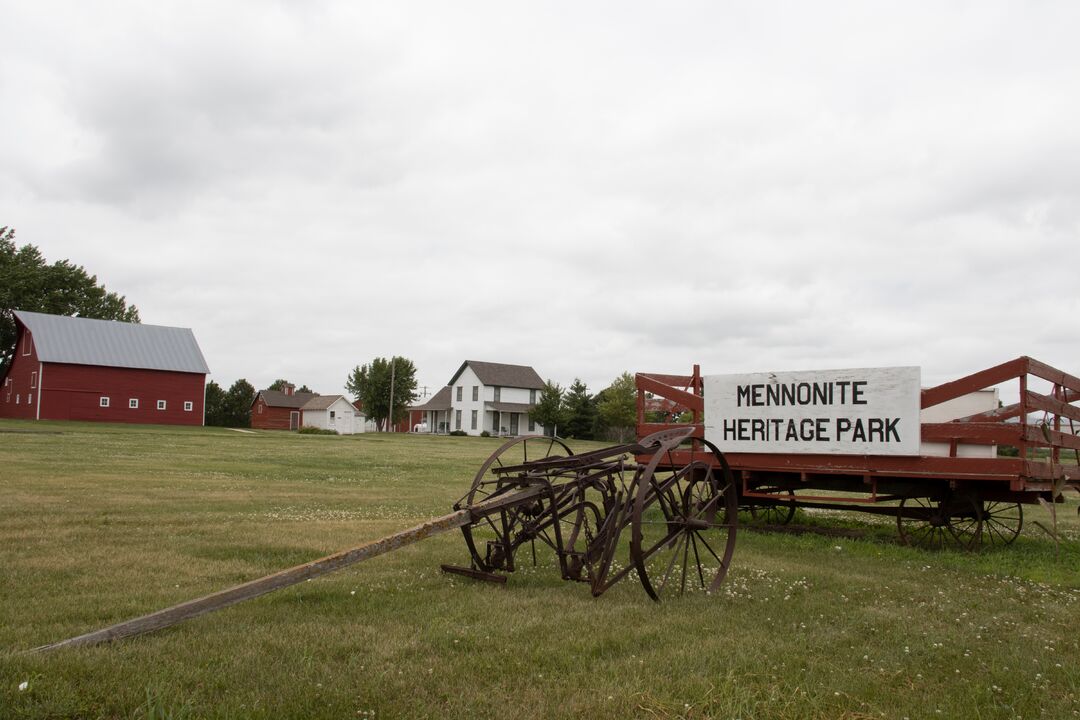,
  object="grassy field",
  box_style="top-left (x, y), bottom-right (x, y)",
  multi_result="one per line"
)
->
top-left (1, 420), bottom-right (1079, 719)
